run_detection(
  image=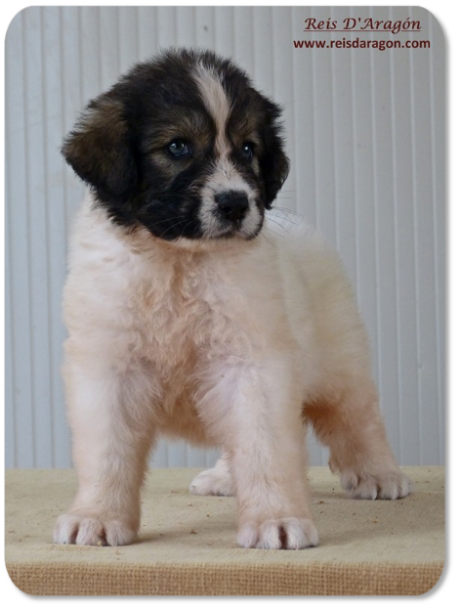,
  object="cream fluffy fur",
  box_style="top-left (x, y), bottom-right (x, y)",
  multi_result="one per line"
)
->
top-left (54, 193), bottom-right (410, 550)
